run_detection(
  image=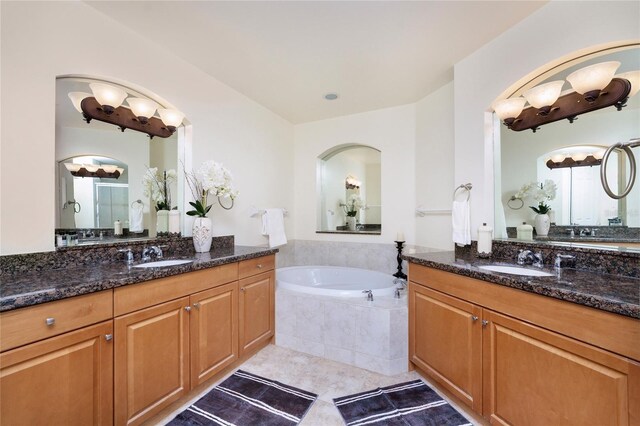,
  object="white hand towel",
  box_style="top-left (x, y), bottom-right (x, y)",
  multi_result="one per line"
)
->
top-left (261, 208), bottom-right (287, 248)
top-left (452, 200), bottom-right (471, 246)
top-left (129, 203), bottom-right (144, 233)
